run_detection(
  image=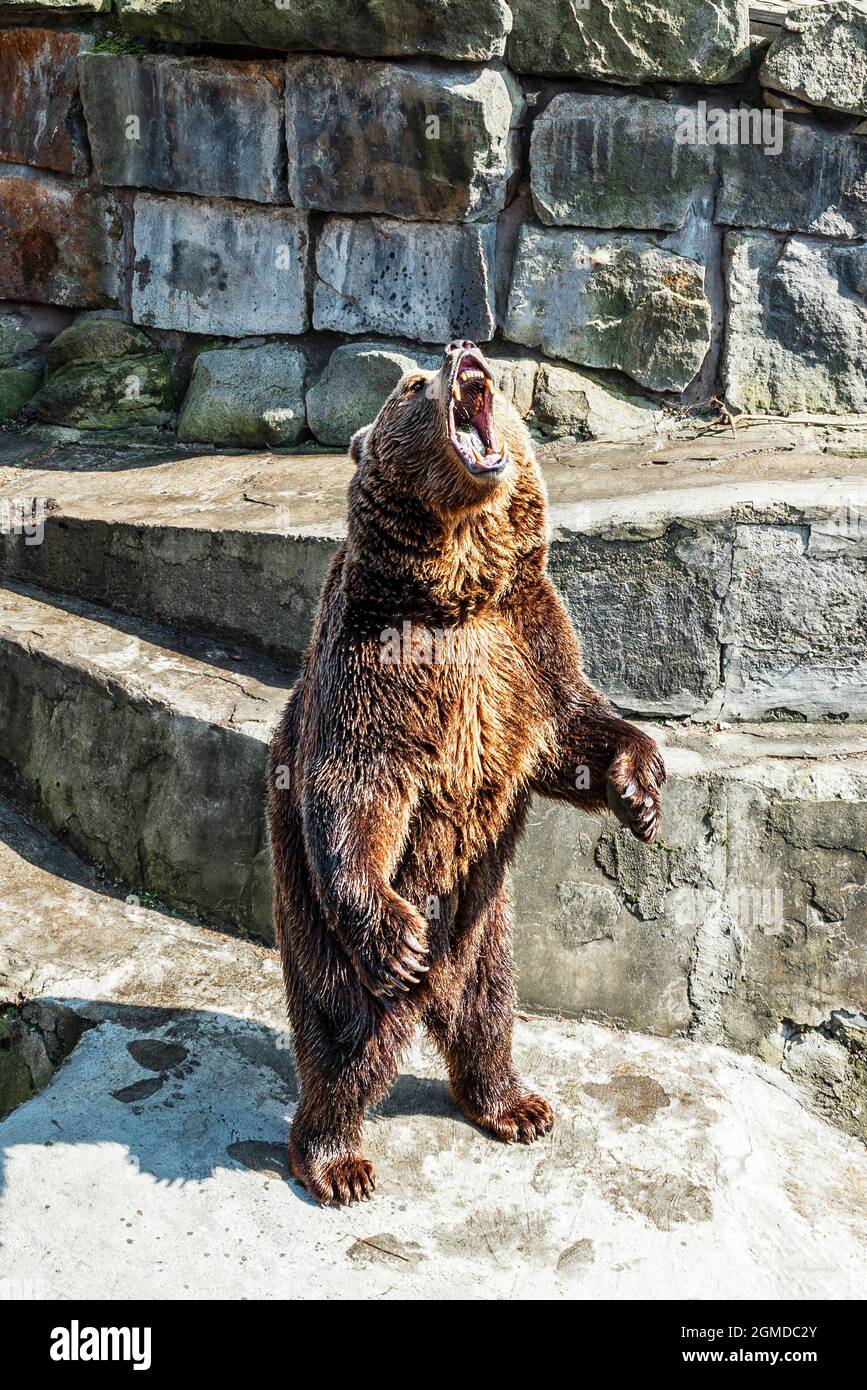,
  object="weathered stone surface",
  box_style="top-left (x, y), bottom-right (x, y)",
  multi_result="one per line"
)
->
top-left (549, 524), bottom-right (729, 718)
top-left (178, 345), bottom-right (308, 447)
top-left (314, 217), bottom-right (497, 343)
top-left (531, 94), bottom-right (714, 232)
top-left (782, 1022), bottom-right (867, 1144)
top-left (117, 0), bottom-right (511, 60)
top-left (0, 174), bottom-right (122, 307)
top-left (78, 54), bottom-right (287, 204)
top-left (0, 585), bottom-right (279, 937)
top-left (718, 116), bottom-right (867, 237)
top-left (306, 341), bottom-right (440, 446)
top-left (716, 761), bottom-right (867, 1060)
top-left (0, 28), bottom-right (91, 175)
top-left (485, 348), bottom-right (538, 418)
top-left (508, 0), bottom-right (750, 82)
top-left (32, 310), bottom-right (173, 431)
top-left (0, 361), bottom-right (42, 419)
top-left (0, 0), bottom-right (107, 10)
top-left (0, 1000), bottom-right (89, 1120)
top-left (505, 226), bottom-right (712, 393)
top-left (45, 313), bottom-right (154, 372)
top-left (0, 313), bottom-right (38, 364)
top-left (532, 362), bottom-right (664, 442)
top-left (132, 194), bottom-right (310, 338)
top-left (9, 435), bottom-right (867, 721)
top-left (760, 1), bottom-right (867, 117)
top-left (33, 354), bottom-right (173, 430)
top-left (285, 56), bottom-right (521, 222)
top-left (515, 722), bottom-right (867, 1076)
top-left (720, 520), bottom-right (867, 721)
top-left (722, 231), bottom-right (867, 414)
